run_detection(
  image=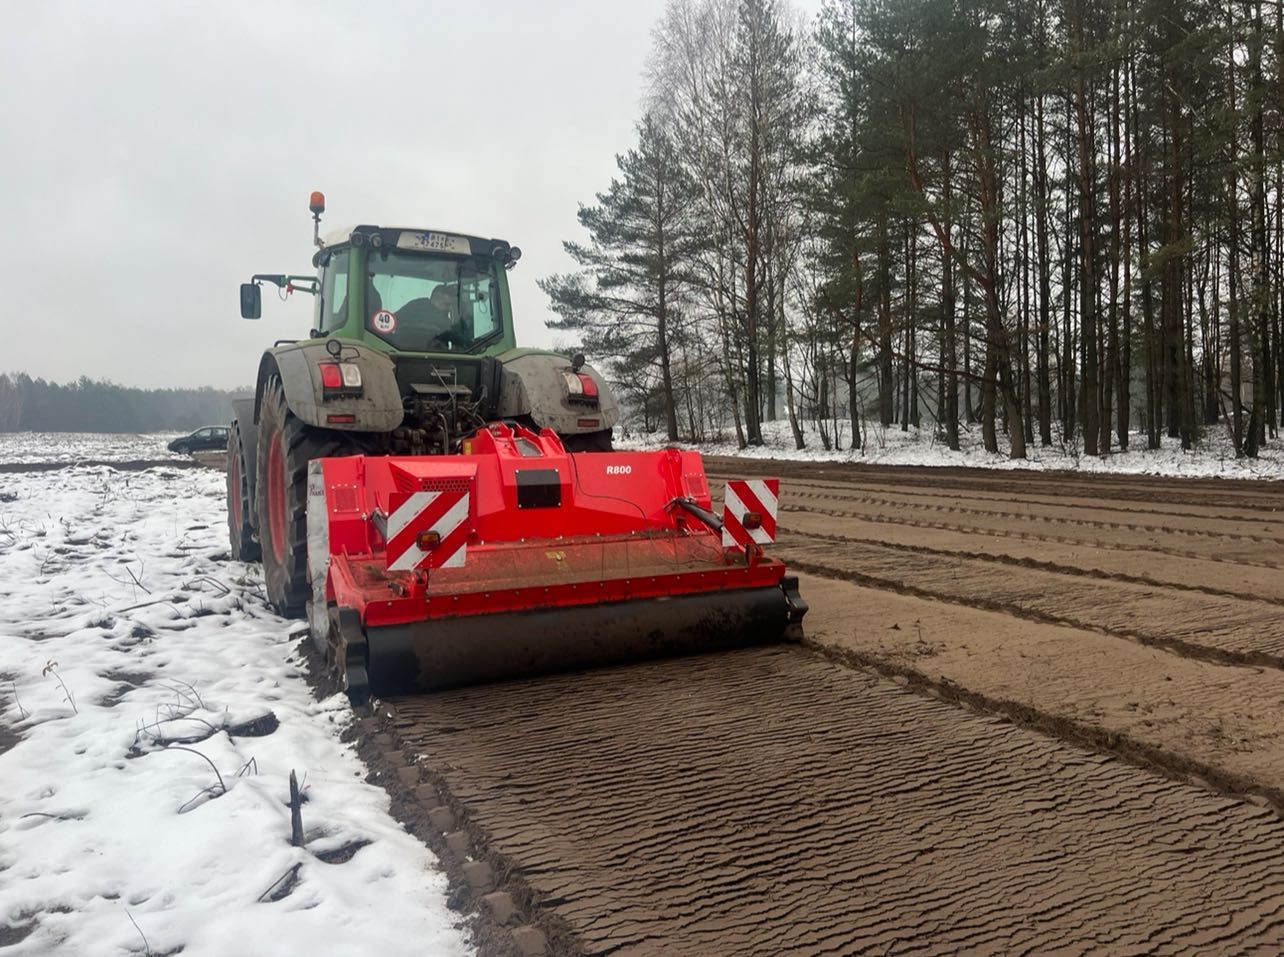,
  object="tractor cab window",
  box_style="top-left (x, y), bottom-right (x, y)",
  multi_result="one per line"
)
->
top-left (365, 250), bottom-right (501, 352)
top-left (319, 250), bottom-right (350, 334)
